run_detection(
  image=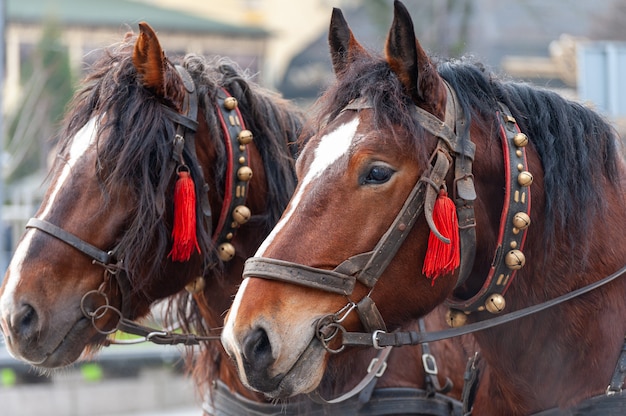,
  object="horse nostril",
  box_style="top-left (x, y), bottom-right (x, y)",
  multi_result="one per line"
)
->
top-left (242, 327), bottom-right (274, 370)
top-left (10, 303), bottom-right (39, 339)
